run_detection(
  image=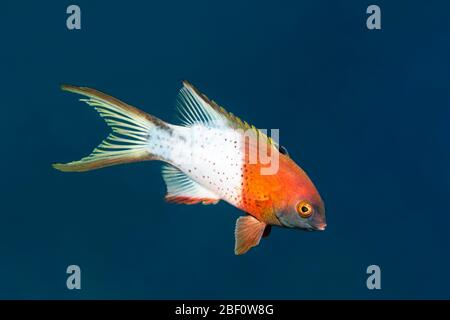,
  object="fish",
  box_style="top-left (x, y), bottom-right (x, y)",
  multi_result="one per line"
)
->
top-left (53, 81), bottom-right (326, 255)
